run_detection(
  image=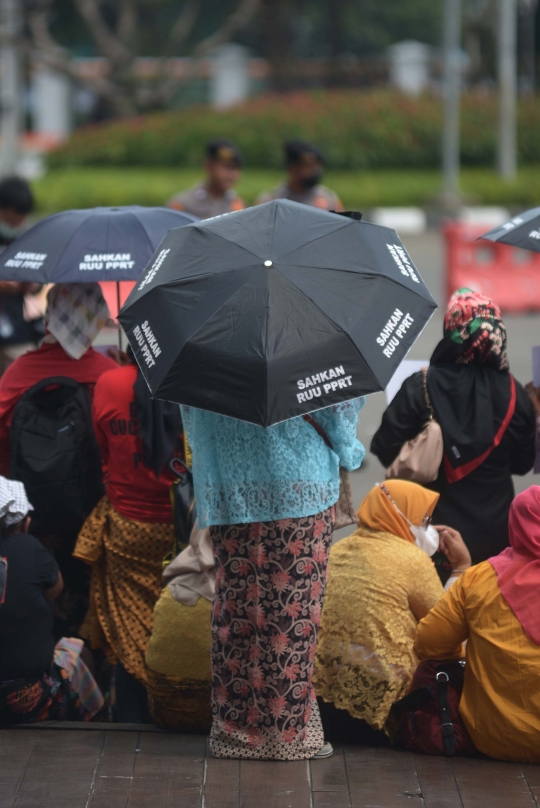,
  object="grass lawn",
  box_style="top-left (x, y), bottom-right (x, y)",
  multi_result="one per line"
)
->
top-left (33, 165), bottom-right (540, 214)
